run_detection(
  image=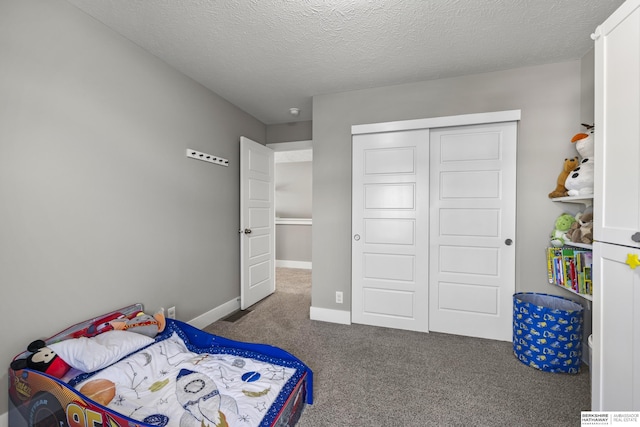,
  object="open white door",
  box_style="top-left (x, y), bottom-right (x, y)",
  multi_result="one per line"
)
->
top-left (240, 136), bottom-right (275, 310)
